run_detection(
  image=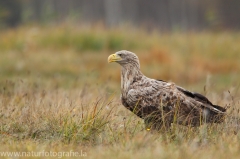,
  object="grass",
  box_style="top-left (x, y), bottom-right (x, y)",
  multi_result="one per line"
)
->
top-left (0, 24), bottom-right (240, 158)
